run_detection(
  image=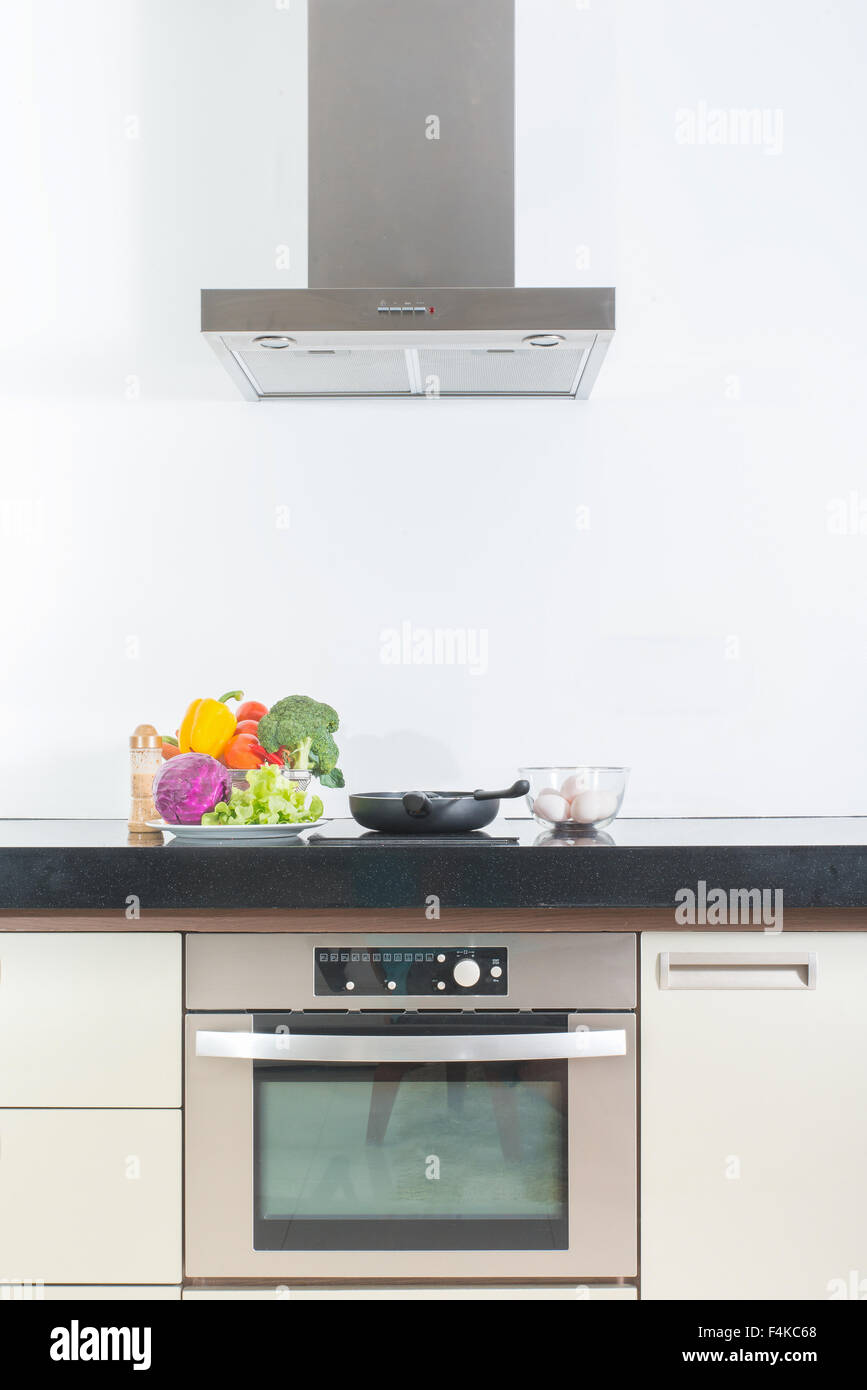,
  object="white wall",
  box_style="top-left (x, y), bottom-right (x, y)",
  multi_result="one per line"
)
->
top-left (1, 0), bottom-right (865, 819)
